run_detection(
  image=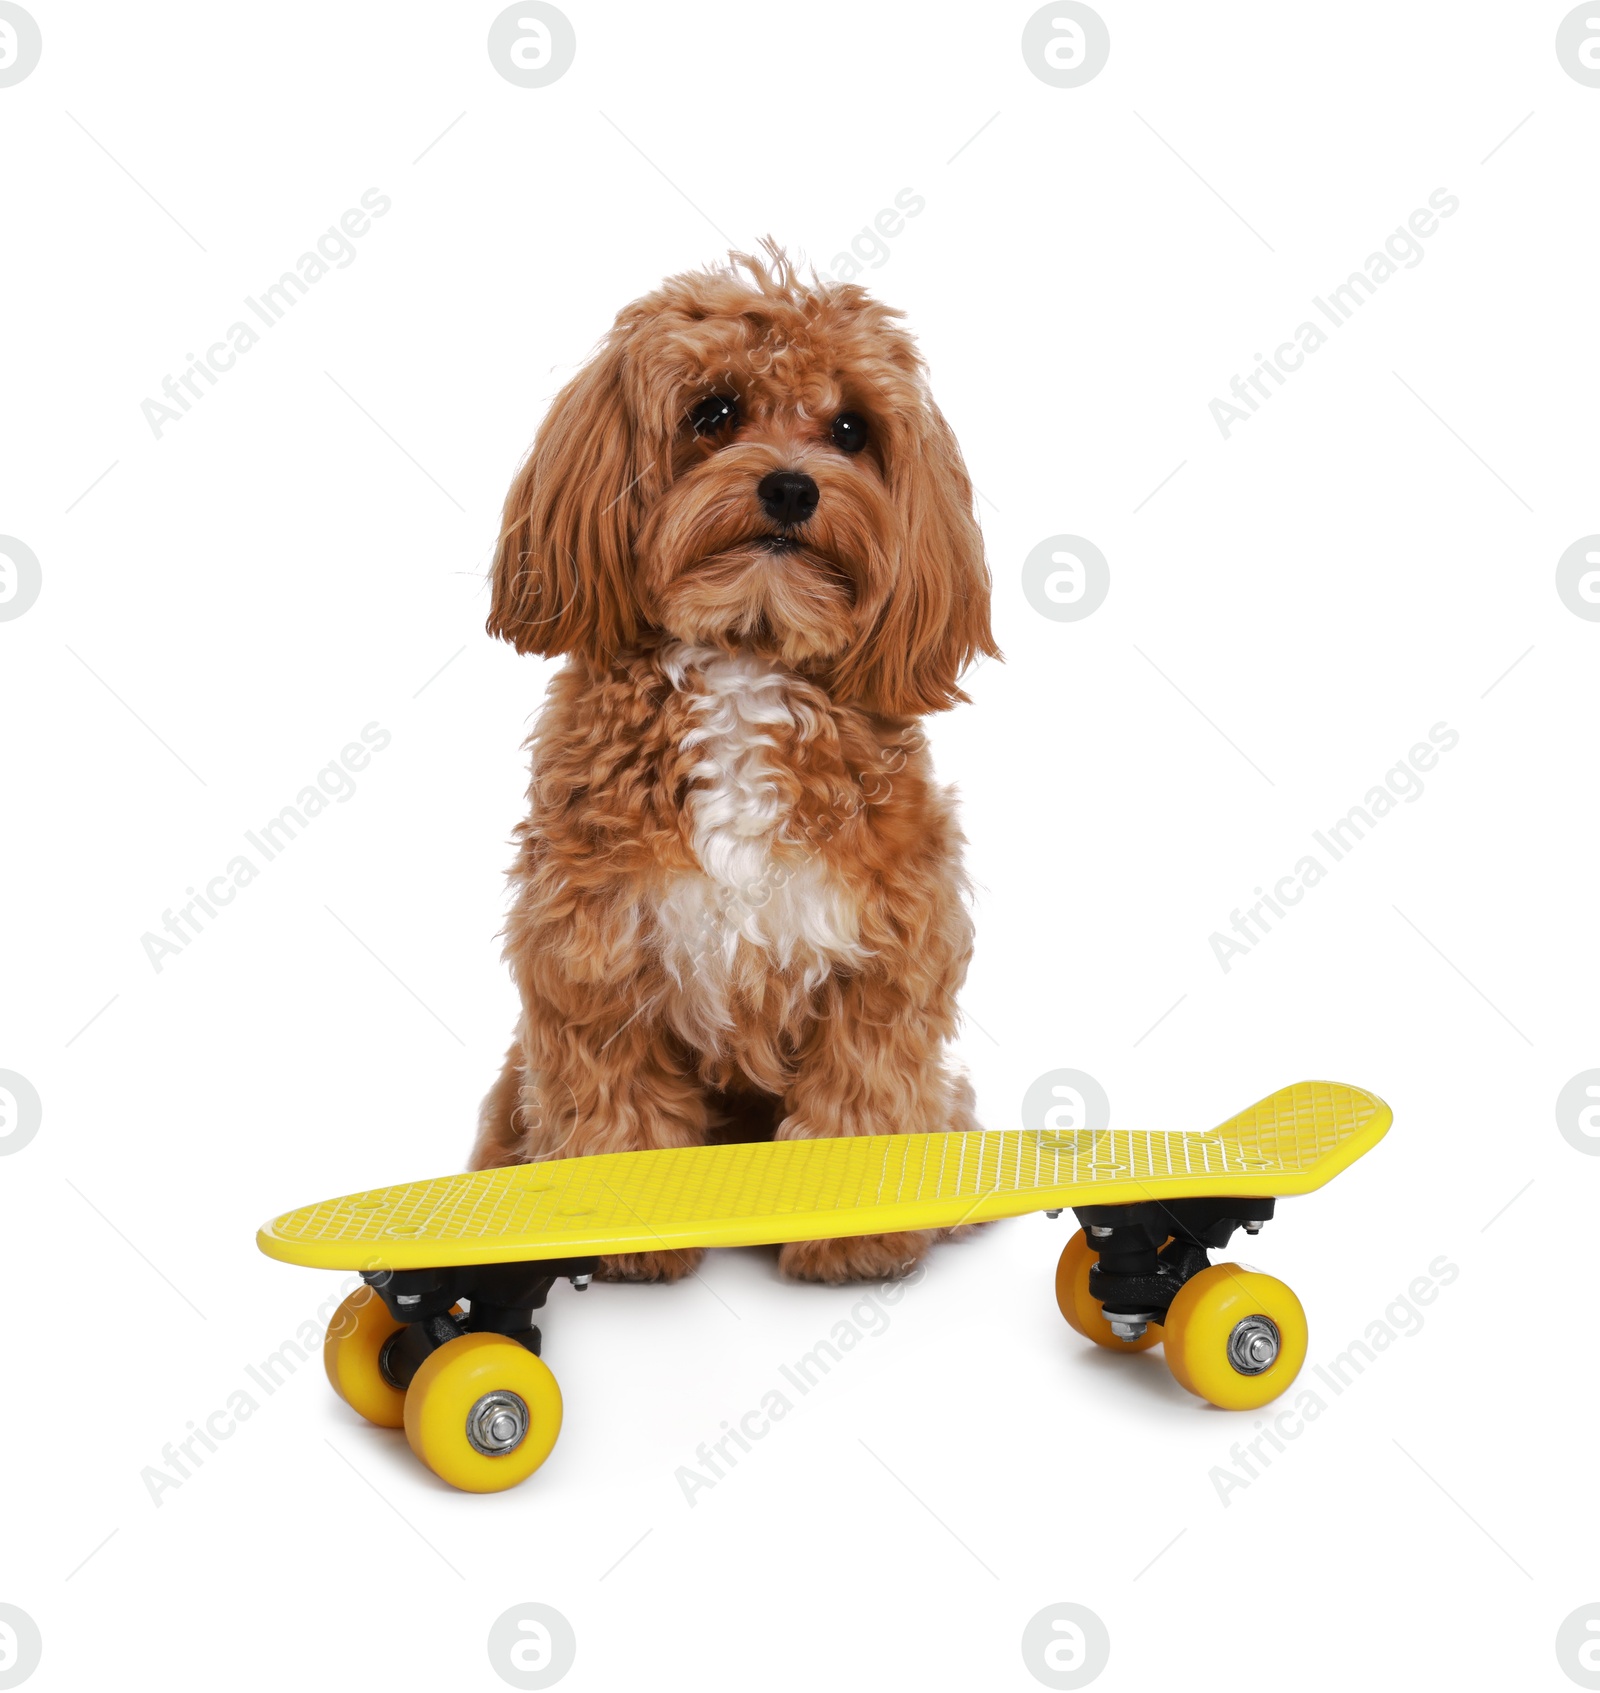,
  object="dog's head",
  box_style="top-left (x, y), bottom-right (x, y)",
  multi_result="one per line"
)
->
top-left (488, 246), bottom-right (997, 715)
